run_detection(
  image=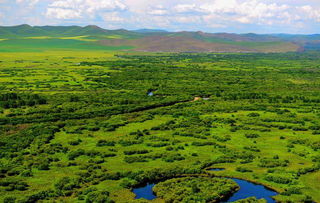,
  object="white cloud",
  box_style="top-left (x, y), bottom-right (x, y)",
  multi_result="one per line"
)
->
top-left (46, 8), bottom-right (81, 19)
top-left (148, 5), bottom-right (168, 16)
top-left (46, 0), bottom-right (127, 19)
top-left (148, 9), bottom-right (167, 15)
top-left (2, 0), bottom-right (320, 33)
top-left (102, 12), bottom-right (125, 22)
top-left (199, 0), bottom-right (291, 24)
top-left (175, 16), bottom-right (201, 24)
top-left (16, 0), bottom-right (39, 6)
top-left (237, 16), bottom-right (251, 24)
top-left (173, 4), bottom-right (205, 14)
top-left (301, 5), bottom-right (320, 22)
